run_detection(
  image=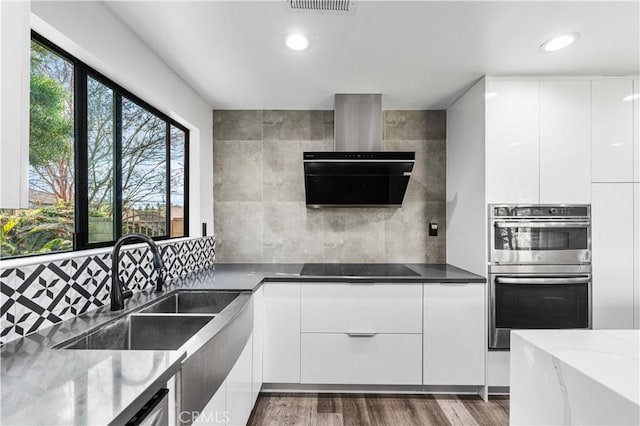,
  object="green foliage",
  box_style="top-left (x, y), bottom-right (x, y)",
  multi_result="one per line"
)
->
top-left (29, 64), bottom-right (73, 168)
top-left (0, 204), bottom-right (74, 259)
top-left (89, 204), bottom-right (112, 218)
